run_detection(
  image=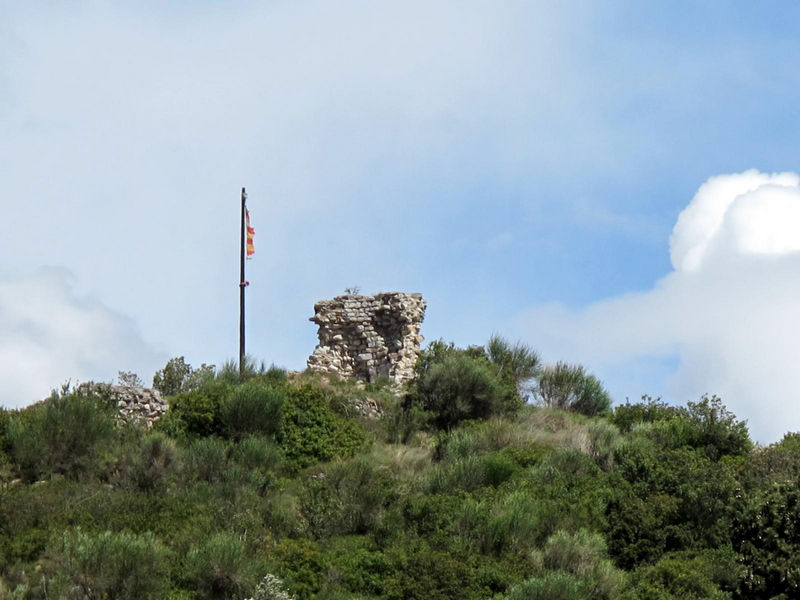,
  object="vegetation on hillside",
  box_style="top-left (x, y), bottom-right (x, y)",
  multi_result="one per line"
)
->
top-left (0, 337), bottom-right (796, 599)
